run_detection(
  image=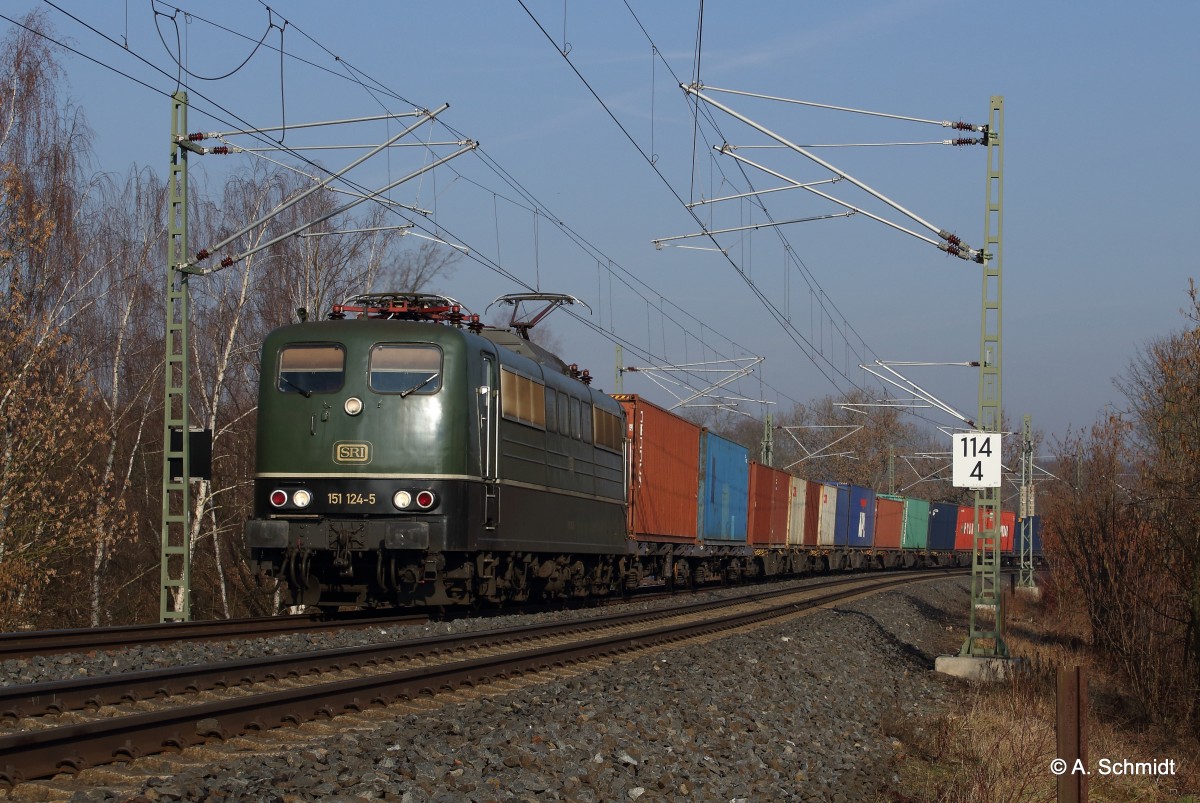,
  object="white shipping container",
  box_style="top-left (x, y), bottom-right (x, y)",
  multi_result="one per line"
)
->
top-left (817, 482), bottom-right (838, 546)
